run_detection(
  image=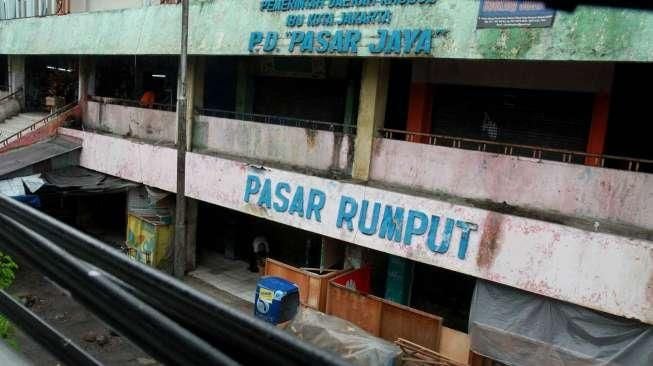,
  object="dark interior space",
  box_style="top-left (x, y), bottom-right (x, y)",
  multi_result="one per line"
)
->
top-left (0, 55), bottom-right (8, 89)
top-left (383, 59), bottom-right (412, 130)
top-left (203, 56), bottom-right (237, 111)
top-left (430, 84), bottom-right (594, 155)
top-left (252, 57), bottom-right (361, 123)
top-left (95, 56), bottom-right (178, 106)
top-left (343, 246), bottom-right (476, 332)
top-left (604, 62), bottom-right (653, 172)
top-left (25, 56), bottom-right (79, 112)
top-left (38, 192), bottom-right (127, 249)
top-left (410, 263), bottom-right (476, 332)
top-left (254, 76), bottom-right (347, 123)
top-left (94, 56), bottom-right (135, 100)
top-left (196, 201), bottom-right (322, 269)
